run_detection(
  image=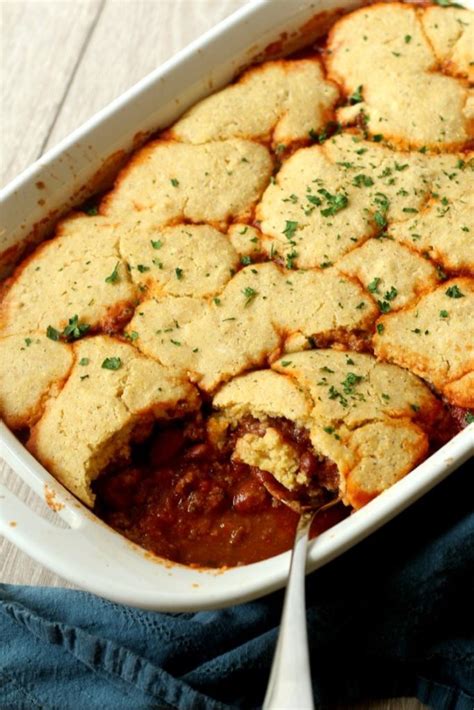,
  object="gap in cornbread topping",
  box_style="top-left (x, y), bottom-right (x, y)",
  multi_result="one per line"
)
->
top-left (0, 1), bottom-right (472, 567)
